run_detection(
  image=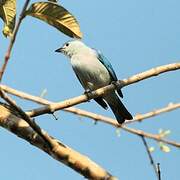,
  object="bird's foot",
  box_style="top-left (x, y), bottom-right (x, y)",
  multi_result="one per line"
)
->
top-left (111, 81), bottom-right (124, 98)
top-left (111, 81), bottom-right (118, 88)
top-left (84, 89), bottom-right (91, 102)
top-left (111, 80), bottom-right (123, 89)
